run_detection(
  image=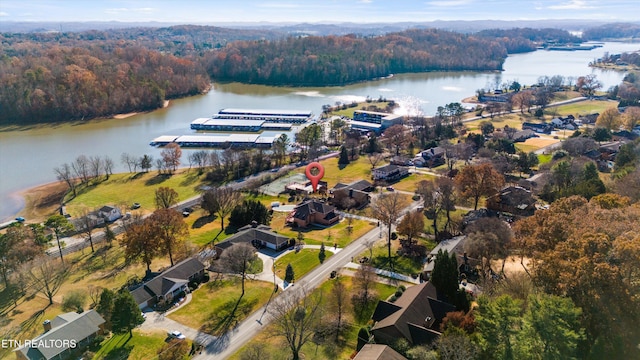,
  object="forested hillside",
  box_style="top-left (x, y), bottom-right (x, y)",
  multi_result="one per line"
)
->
top-left (582, 22), bottom-right (640, 40)
top-left (205, 28), bottom-right (507, 86)
top-left (476, 27), bottom-right (582, 53)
